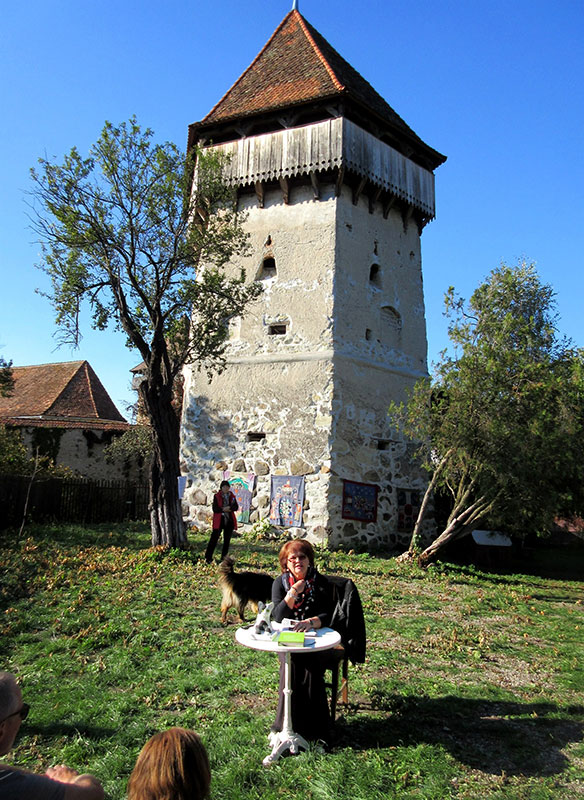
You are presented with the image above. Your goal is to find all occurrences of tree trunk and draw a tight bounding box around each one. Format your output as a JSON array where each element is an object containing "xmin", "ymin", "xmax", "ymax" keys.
[
  {"xmin": 417, "ymin": 496, "xmax": 491, "ymax": 567},
  {"xmin": 399, "ymin": 449, "xmax": 454, "ymax": 561},
  {"xmin": 396, "ymin": 450, "xmax": 454, "ymax": 563},
  {"xmin": 140, "ymin": 377, "xmax": 186, "ymax": 549}
]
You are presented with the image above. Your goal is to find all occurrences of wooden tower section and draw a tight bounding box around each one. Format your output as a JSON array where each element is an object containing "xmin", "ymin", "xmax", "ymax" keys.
[{"xmin": 180, "ymin": 10, "xmax": 445, "ymax": 549}]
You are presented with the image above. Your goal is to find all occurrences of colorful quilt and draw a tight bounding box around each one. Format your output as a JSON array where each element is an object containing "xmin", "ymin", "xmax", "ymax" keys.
[
  {"xmin": 223, "ymin": 471, "xmax": 255, "ymax": 524},
  {"xmin": 342, "ymin": 479, "xmax": 379, "ymax": 522},
  {"xmin": 269, "ymin": 475, "xmax": 305, "ymax": 528}
]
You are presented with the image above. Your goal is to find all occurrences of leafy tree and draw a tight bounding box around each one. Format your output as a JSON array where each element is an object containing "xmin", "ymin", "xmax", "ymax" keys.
[
  {"xmin": 390, "ymin": 262, "xmax": 584, "ymax": 566},
  {"xmin": 103, "ymin": 425, "xmax": 152, "ymax": 468},
  {"xmin": 30, "ymin": 118, "xmax": 262, "ymax": 547},
  {"xmin": 0, "ymin": 357, "xmax": 13, "ymax": 397},
  {"xmin": 0, "ymin": 425, "xmax": 30, "ymax": 474},
  {"xmin": 0, "ymin": 425, "xmax": 74, "ymax": 478}
]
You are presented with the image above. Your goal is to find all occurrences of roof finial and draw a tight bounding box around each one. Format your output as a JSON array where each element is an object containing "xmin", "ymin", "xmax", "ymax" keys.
[{"xmin": 292, "ymin": 0, "xmax": 299, "ymax": 10}]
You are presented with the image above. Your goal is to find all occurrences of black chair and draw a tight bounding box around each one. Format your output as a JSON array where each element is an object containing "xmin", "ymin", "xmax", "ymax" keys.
[{"xmin": 323, "ymin": 575, "xmax": 366, "ymax": 720}]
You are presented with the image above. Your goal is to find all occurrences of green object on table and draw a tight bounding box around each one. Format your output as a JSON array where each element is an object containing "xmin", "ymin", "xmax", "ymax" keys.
[{"xmin": 278, "ymin": 630, "xmax": 305, "ymax": 646}]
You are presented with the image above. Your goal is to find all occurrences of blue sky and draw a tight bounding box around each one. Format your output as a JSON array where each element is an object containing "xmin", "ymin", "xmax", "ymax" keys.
[{"xmin": 1, "ymin": 0, "xmax": 583, "ymax": 418}]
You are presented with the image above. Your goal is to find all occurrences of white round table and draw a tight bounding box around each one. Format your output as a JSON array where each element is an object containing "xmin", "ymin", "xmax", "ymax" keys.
[{"xmin": 235, "ymin": 624, "xmax": 341, "ymax": 764}]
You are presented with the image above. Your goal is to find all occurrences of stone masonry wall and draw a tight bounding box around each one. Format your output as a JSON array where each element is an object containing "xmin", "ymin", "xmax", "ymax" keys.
[
  {"xmin": 181, "ymin": 184, "xmax": 337, "ymax": 543},
  {"xmin": 181, "ymin": 177, "xmax": 434, "ymax": 551}
]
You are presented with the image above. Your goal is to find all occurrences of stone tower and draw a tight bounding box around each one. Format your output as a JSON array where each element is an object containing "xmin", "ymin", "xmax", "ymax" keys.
[{"xmin": 180, "ymin": 9, "xmax": 445, "ymax": 550}]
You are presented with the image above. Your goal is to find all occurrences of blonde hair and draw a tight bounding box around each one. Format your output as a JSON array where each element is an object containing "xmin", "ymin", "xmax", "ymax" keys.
[{"xmin": 127, "ymin": 727, "xmax": 210, "ymax": 800}]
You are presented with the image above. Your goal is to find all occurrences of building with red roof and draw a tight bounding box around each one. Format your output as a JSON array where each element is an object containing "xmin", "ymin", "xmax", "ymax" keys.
[{"xmin": 0, "ymin": 361, "xmax": 142, "ymax": 480}]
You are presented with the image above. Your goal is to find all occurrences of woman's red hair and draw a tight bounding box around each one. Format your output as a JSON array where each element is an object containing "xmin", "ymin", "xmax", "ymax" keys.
[
  {"xmin": 278, "ymin": 539, "xmax": 315, "ymax": 573},
  {"xmin": 127, "ymin": 727, "xmax": 210, "ymax": 800}
]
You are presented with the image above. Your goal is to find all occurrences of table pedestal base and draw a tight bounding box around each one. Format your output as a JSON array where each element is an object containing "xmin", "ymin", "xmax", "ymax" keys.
[
  {"xmin": 263, "ymin": 650, "xmax": 308, "ymax": 765},
  {"xmin": 263, "ymin": 730, "xmax": 309, "ymax": 765}
]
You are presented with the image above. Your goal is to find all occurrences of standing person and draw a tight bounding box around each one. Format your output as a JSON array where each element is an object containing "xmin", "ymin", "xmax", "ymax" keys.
[
  {"xmin": 271, "ymin": 540, "xmax": 333, "ymax": 745},
  {"xmin": 127, "ymin": 728, "xmax": 210, "ymax": 800},
  {"xmin": 205, "ymin": 480, "xmax": 238, "ymax": 563},
  {"xmin": 0, "ymin": 672, "xmax": 104, "ymax": 800}
]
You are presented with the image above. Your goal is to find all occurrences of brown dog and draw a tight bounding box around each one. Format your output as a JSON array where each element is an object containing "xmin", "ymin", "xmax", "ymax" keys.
[{"xmin": 218, "ymin": 557, "xmax": 273, "ymax": 624}]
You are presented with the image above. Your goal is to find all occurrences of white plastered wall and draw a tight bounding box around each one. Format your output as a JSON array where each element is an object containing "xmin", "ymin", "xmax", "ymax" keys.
[{"xmin": 181, "ymin": 179, "xmax": 432, "ymax": 549}]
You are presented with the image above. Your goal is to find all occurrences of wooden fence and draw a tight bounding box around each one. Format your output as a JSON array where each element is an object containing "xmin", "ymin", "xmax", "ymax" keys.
[{"xmin": 0, "ymin": 475, "xmax": 149, "ymax": 528}]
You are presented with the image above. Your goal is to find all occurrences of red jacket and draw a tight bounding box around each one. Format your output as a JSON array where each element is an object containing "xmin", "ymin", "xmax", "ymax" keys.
[{"xmin": 212, "ymin": 491, "xmax": 238, "ymax": 531}]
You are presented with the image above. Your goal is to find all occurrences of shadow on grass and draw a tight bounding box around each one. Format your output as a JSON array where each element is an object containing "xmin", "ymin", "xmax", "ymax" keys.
[
  {"xmin": 4, "ymin": 521, "xmax": 152, "ymax": 551},
  {"xmin": 19, "ymin": 722, "xmax": 116, "ymax": 741},
  {"xmin": 335, "ymin": 694, "xmax": 584, "ymax": 777}
]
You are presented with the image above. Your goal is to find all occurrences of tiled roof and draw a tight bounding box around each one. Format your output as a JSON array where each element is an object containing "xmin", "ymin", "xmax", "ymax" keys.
[
  {"xmin": 0, "ymin": 361, "xmax": 129, "ymax": 429},
  {"xmin": 196, "ymin": 10, "xmax": 444, "ymax": 168}
]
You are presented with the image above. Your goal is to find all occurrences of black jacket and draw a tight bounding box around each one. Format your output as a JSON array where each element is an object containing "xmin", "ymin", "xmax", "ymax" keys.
[
  {"xmin": 326, "ymin": 576, "xmax": 367, "ymax": 664},
  {"xmin": 272, "ymin": 570, "xmax": 332, "ymax": 628}
]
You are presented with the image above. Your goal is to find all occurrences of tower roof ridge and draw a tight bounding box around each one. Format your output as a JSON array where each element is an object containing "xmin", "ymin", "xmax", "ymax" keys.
[
  {"xmin": 200, "ymin": 10, "xmax": 298, "ymax": 125},
  {"xmin": 192, "ymin": 10, "xmax": 445, "ymax": 170},
  {"xmin": 295, "ymin": 11, "xmax": 345, "ymax": 93}
]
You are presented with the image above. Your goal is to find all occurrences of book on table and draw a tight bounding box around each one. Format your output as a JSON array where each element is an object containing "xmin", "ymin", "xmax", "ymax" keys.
[{"xmin": 276, "ymin": 630, "xmax": 305, "ymax": 646}]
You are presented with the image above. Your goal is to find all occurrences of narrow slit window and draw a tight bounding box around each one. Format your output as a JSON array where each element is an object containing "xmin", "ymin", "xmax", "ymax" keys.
[
  {"xmin": 259, "ymin": 257, "xmax": 277, "ymax": 280},
  {"xmin": 247, "ymin": 432, "xmax": 266, "ymax": 442},
  {"xmin": 380, "ymin": 306, "xmax": 402, "ymax": 346},
  {"xmin": 365, "ymin": 328, "xmax": 372, "ymax": 341},
  {"xmin": 369, "ymin": 263, "xmax": 382, "ymax": 288}
]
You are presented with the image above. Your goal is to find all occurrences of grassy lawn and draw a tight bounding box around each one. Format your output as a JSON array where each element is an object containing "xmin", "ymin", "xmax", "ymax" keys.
[{"xmin": 1, "ymin": 522, "xmax": 583, "ymax": 799}]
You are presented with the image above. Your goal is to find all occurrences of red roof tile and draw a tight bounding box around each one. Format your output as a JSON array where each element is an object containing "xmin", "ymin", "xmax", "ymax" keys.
[
  {"xmin": 196, "ymin": 10, "xmax": 445, "ymax": 168},
  {"xmin": 0, "ymin": 361, "xmax": 129, "ymax": 428}
]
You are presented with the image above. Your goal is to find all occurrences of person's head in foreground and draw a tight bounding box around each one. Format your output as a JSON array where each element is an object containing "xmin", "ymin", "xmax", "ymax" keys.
[
  {"xmin": 0, "ymin": 671, "xmax": 27, "ymax": 756},
  {"xmin": 127, "ymin": 727, "xmax": 211, "ymax": 800}
]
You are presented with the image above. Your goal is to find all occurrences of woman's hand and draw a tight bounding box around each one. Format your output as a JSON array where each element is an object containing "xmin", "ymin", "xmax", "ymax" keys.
[
  {"xmin": 46, "ymin": 766, "xmax": 104, "ymax": 799},
  {"xmin": 292, "ymin": 617, "xmax": 320, "ymax": 631},
  {"xmin": 46, "ymin": 765, "xmax": 80, "ymax": 783},
  {"xmin": 284, "ymin": 579, "xmax": 306, "ymax": 607}
]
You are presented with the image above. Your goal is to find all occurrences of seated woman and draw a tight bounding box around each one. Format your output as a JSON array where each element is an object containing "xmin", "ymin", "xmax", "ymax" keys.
[
  {"xmin": 127, "ymin": 728, "xmax": 210, "ymax": 800},
  {"xmin": 271, "ymin": 540, "xmax": 333, "ymax": 745}
]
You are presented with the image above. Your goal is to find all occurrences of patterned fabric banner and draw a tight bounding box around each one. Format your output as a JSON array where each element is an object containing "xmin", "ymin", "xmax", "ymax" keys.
[
  {"xmin": 223, "ymin": 471, "xmax": 255, "ymax": 524},
  {"xmin": 342, "ymin": 479, "xmax": 379, "ymax": 523},
  {"xmin": 269, "ymin": 475, "xmax": 305, "ymax": 528},
  {"xmin": 397, "ymin": 489, "xmax": 420, "ymax": 532}
]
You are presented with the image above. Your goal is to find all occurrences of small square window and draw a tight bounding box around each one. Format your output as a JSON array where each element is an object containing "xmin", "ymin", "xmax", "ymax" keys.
[
  {"xmin": 377, "ymin": 439, "xmax": 390, "ymax": 450},
  {"xmin": 247, "ymin": 432, "xmax": 266, "ymax": 442},
  {"xmin": 268, "ymin": 324, "xmax": 287, "ymax": 335}
]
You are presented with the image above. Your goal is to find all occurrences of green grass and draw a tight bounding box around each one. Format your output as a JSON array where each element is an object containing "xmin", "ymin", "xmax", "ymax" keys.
[{"xmin": 1, "ymin": 523, "xmax": 583, "ymax": 799}]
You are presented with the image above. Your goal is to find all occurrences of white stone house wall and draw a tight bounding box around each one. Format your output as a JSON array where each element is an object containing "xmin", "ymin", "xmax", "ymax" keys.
[{"xmin": 17, "ymin": 426, "xmax": 145, "ymax": 482}]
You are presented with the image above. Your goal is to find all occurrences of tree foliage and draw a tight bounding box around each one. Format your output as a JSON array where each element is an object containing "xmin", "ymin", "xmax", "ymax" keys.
[
  {"xmin": 391, "ymin": 262, "xmax": 584, "ymax": 565},
  {"xmin": 0, "ymin": 357, "xmax": 13, "ymax": 398},
  {"xmin": 103, "ymin": 425, "xmax": 153, "ymax": 465},
  {"xmin": 0, "ymin": 425, "xmax": 30, "ymax": 475},
  {"xmin": 0, "ymin": 425, "xmax": 73, "ymax": 478},
  {"xmin": 30, "ymin": 118, "xmax": 262, "ymax": 547}
]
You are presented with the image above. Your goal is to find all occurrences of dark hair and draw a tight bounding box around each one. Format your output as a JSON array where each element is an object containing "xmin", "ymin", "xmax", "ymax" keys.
[
  {"xmin": 127, "ymin": 728, "xmax": 211, "ymax": 800},
  {"xmin": 278, "ymin": 539, "xmax": 315, "ymax": 573},
  {"xmin": 220, "ymin": 480, "xmax": 230, "ymax": 490}
]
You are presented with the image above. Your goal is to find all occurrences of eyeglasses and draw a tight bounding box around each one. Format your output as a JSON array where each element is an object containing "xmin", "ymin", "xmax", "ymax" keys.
[{"xmin": 1, "ymin": 702, "xmax": 30, "ymax": 724}]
